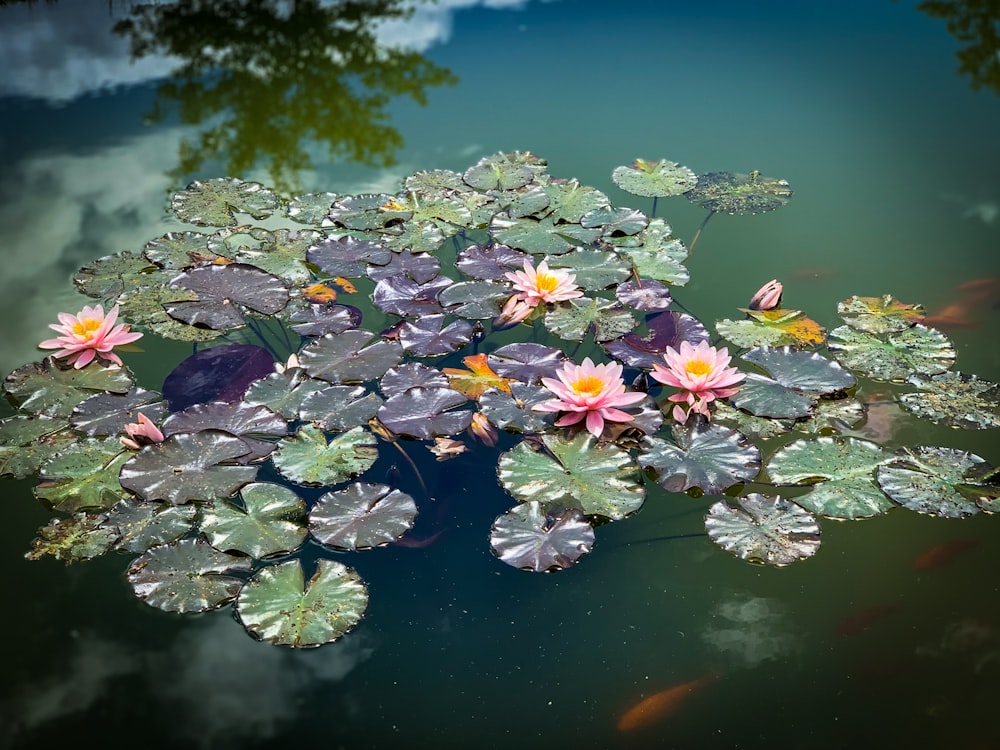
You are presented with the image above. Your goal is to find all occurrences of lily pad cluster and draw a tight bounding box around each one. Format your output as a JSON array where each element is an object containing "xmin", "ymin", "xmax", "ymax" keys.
[{"xmin": 2, "ymin": 153, "xmax": 998, "ymax": 648}]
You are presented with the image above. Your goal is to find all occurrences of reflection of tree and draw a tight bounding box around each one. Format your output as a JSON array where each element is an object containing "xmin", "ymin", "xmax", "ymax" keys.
[
  {"xmin": 904, "ymin": 0, "xmax": 1000, "ymax": 97},
  {"xmin": 114, "ymin": 0, "xmax": 457, "ymax": 193}
]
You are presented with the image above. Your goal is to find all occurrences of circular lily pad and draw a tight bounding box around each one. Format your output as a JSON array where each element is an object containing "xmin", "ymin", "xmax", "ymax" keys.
[
  {"xmin": 310, "ymin": 482, "xmax": 418, "ymax": 550},
  {"xmin": 876, "ymin": 446, "xmax": 989, "ymax": 518},
  {"xmin": 639, "ymin": 422, "xmax": 761, "ymax": 495},
  {"xmin": 200, "ymin": 482, "xmax": 308, "ymax": 559},
  {"xmin": 489, "ymin": 501, "xmax": 595, "ymax": 572},
  {"xmin": 899, "ymin": 371, "xmax": 1000, "ymax": 429},
  {"xmin": 705, "ymin": 494, "xmax": 820, "ymax": 566},
  {"xmin": 612, "ymin": 159, "xmax": 698, "ymax": 198},
  {"xmin": 236, "ymin": 559, "xmax": 368, "ymax": 647}
]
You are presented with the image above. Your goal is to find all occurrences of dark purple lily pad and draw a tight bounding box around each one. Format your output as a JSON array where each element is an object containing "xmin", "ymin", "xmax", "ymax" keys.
[
  {"xmin": 288, "ymin": 304, "xmax": 363, "ymax": 337},
  {"xmin": 456, "ymin": 244, "xmax": 529, "ymax": 280},
  {"xmin": 306, "ymin": 235, "xmax": 392, "ymax": 276},
  {"xmin": 372, "ymin": 275, "xmax": 453, "ymax": 317},
  {"xmin": 489, "ymin": 501, "xmax": 595, "ymax": 572},
  {"xmin": 616, "ymin": 279, "xmax": 674, "ymax": 312},
  {"xmin": 162, "ymin": 343, "xmax": 276, "ymax": 412},
  {"xmin": 487, "ymin": 343, "xmax": 568, "ymax": 385},
  {"xmin": 366, "ymin": 249, "xmax": 441, "ymax": 284},
  {"xmin": 161, "ymin": 401, "xmax": 287, "ymax": 461},
  {"xmin": 379, "ymin": 363, "xmax": 450, "ymax": 397},
  {"xmin": 165, "ymin": 263, "xmax": 290, "ymax": 330},
  {"xmin": 377, "ymin": 386, "xmax": 473, "ymax": 439},
  {"xmin": 299, "ymin": 331, "xmax": 403, "ymax": 384},
  {"xmin": 398, "ymin": 314, "xmax": 473, "ymax": 357},
  {"xmin": 603, "ymin": 311, "xmax": 708, "ymax": 368}
]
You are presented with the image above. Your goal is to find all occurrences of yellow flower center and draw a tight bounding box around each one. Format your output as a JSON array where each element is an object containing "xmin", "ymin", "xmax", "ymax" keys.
[
  {"xmin": 535, "ymin": 272, "xmax": 560, "ymax": 294},
  {"xmin": 71, "ymin": 317, "xmax": 102, "ymax": 341},
  {"xmin": 685, "ymin": 358, "xmax": 712, "ymax": 377},
  {"xmin": 572, "ymin": 375, "xmax": 605, "ymax": 396}
]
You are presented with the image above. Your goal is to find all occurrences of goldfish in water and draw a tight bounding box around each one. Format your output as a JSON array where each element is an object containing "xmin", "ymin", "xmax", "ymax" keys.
[
  {"xmin": 913, "ymin": 537, "xmax": 981, "ymax": 570},
  {"xmin": 616, "ymin": 672, "xmax": 717, "ymax": 732},
  {"xmin": 836, "ymin": 603, "xmax": 903, "ymax": 636}
]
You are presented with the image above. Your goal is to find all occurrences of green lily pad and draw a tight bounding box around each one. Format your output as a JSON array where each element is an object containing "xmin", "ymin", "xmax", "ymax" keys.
[
  {"xmin": 299, "ymin": 385, "xmax": 383, "ymax": 432},
  {"xmin": 439, "ymin": 280, "xmax": 510, "ymax": 319},
  {"xmin": 766, "ymin": 437, "xmax": 894, "ymax": 519},
  {"xmin": 104, "ymin": 500, "xmax": 197, "ymax": 554},
  {"xmin": 271, "ymin": 425, "xmax": 378, "ymax": 487},
  {"xmin": 236, "ymin": 558, "xmax": 369, "ymax": 647},
  {"xmin": 717, "ymin": 309, "xmax": 827, "ymax": 349},
  {"xmin": 287, "ymin": 192, "xmax": 339, "ymax": 225},
  {"xmin": 489, "ymin": 501, "xmax": 595, "ymax": 572},
  {"xmin": 463, "ymin": 152, "xmax": 540, "ymax": 191},
  {"xmin": 548, "ymin": 248, "xmax": 632, "ymax": 290},
  {"xmin": 0, "ymin": 415, "xmax": 76, "ymax": 479},
  {"xmin": 74, "ymin": 250, "xmax": 160, "ymax": 300},
  {"xmin": 309, "ymin": 482, "xmax": 417, "ymax": 550},
  {"xmin": 4, "ymin": 358, "xmax": 134, "ymax": 418},
  {"xmin": 201, "ymin": 482, "xmax": 308, "ymax": 559},
  {"xmin": 543, "ymin": 297, "xmax": 637, "ymax": 342},
  {"xmin": 705, "ymin": 494, "xmax": 820, "ymax": 566},
  {"xmin": 543, "ymin": 180, "xmax": 611, "ymax": 223},
  {"xmin": 70, "ymin": 388, "xmax": 166, "ymax": 438},
  {"xmin": 730, "ymin": 348, "xmax": 855, "ymax": 419},
  {"xmin": 620, "ymin": 219, "xmax": 689, "ymax": 286},
  {"xmin": 684, "ymin": 170, "xmax": 793, "ymax": 215},
  {"xmin": 243, "ymin": 369, "xmax": 330, "ymax": 421},
  {"xmin": 25, "ymin": 512, "xmax": 119, "ymax": 563},
  {"xmin": 899, "ymin": 371, "xmax": 1000, "ymax": 429},
  {"xmin": 299, "ymin": 331, "xmax": 404, "ymax": 384},
  {"xmin": 127, "ymin": 539, "xmax": 251, "ymax": 613},
  {"xmin": 498, "ymin": 433, "xmax": 644, "ymax": 521},
  {"xmin": 490, "ymin": 215, "xmax": 601, "ymax": 255},
  {"xmin": 876, "ymin": 446, "xmax": 990, "ymax": 518},
  {"xmin": 34, "ymin": 438, "xmax": 132, "ymax": 513},
  {"xmin": 729, "ymin": 373, "xmax": 815, "ymax": 419},
  {"xmin": 639, "ymin": 422, "xmax": 762, "ymax": 495},
  {"xmin": 580, "ymin": 206, "xmax": 649, "ymax": 237},
  {"xmin": 171, "ymin": 178, "xmax": 283, "ymax": 227},
  {"xmin": 837, "ymin": 294, "xmax": 926, "ymax": 334},
  {"xmin": 827, "ymin": 324, "xmax": 955, "ymax": 381},
  {"xmin": 612, "ymin": 159, "xmax": 698, "ymax": 198},
  {"xmin": 479, "ymin": 383, "xmax": 557, "ymax": 433}
]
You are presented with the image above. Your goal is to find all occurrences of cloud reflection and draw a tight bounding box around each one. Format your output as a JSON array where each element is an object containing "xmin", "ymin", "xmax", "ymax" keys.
[{"xmin": 701, "ymin": 592, "xmax": 802, "ymax": 669}]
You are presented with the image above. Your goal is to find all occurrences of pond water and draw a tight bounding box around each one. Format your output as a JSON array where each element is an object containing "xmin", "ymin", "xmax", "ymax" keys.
[{"xmin": 1, "ymin": 1, "xmax": 999, "ymax": 748}]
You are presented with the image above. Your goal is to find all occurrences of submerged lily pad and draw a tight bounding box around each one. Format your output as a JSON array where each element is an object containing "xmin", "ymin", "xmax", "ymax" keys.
[
  {"xmin": 639, "ymin": 422, "xmax": 761, "ymax": 495},
  {"xmin": 162, "ymin": 343, "xmax": 276, "ymax": 412},
  {"xmin": 898, "ymin": 371, "xmax": 1000, "ymax": 429},
  {"xmin": 498, "ymin": 433, "xmax": 644, "ymax": 520},
  {"xmin": 236, "ymin": 559, "xmax": 368, "ymax": 647},
  {"xmin": 127, "ymin": 539, "xmax": 251, "ymax": 613},
  {"xmin": 705, "ymin": 494, "xmax": 820, "ymax": 566},
  {"xmin": 309, "ymin": 482, "xmax": 417, "ymax": 550},
  {"xmin": 684, "ymin": 170, "xmax": 793, "ymax": 215},
  {"xmin": 489, "ymin": 501, "xmax": 595, "ymax": 572},
  {"xmin": 876, "ymin": 447, "xmax": 990, "ymax": 518}
]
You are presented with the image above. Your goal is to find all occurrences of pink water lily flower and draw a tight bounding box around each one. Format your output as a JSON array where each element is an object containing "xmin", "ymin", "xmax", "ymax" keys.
[
  {"xmin": 505, "ymin": 258, "xmax": 583, "ymax": 308},
  {"xmin": 650, "ymin": 341, "xmax": 745, "ymax": 422},
  {"xmin": 534, "ymin": 357, "xmax": 646, "ymax": 437},
  {"xmin": 120, "ymin": 413, "xmax": 165, "ymax": 451},
  {"xmin": 39, "ymin": 303, "xmax": 142, "ymax": 368}
]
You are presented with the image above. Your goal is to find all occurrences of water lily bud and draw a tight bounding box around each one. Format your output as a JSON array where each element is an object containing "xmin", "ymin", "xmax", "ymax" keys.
[
  {"xmin": 749, "ymin": 279, "xmax": 783, "ymax": 311},
  {"xmin": 468, "ymin": 412, "xmax": 499, "ymax": 446}
]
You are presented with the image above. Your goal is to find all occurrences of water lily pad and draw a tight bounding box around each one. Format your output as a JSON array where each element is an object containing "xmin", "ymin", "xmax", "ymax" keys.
[
  {"xmin": 498, "ymin": 433, "xmax": 644, "ymax": 520},
  {"xmin": 544, "ymin": 297, "xmax": 637, "ymax": 342},
  {"xmin": 201, "ymin": 482, "xmax": 308, "ymax": 558},
  {"xmin": 490, "ymin": 215, "xmax": 601, "ymax": 255},
  {"xmin": 378, "ymin": 217, "xmax": 450, "ymax": 254},
  {"xmin": 876, "ymin": 447, "xmax": 990, "ymax": 517},
  {"xmin": 287, "ymin": 192, "xmax": 339, "ymax": 225},
  {"xmin": 396, "ymin": 314, "xmax": 473, "ymax": 356},
  {"xmin": 141, "ymin": 231, "xmax": 216, "ymax": 270},
  {"xmin": 639, "ymin": 422, "xmax": 761, "ymax": 495},
  {"xmin": 717, "ymin": 309, "xmax": 826, "ymax": 348},
  {"xmin": 26, "ymin": 512, "xmax": 119, "ymax": 563},
  {"xmin": 898, "ymin": 371, "xmax": 1000, "ymax": 429},
  {"xmin": 162, "ymin": 401, "xmax": 286, "ymax": 461},
  {"xmin": 309, "ymin": 482, "xmax": 417, "ymax": 550},
  {"xmin": 543, "ymin": 180, "xmax": 611, "ymax": 223},
  {"xmin": 34, "ymin": 438, "xmax": 132, "ymax": 513},
  {"xmin": 307, "ymin": 235, "xmax": 392, "ymax": 277},
  {"xmin": 684, "ymin": 171, "xmax": 793, "ymax": 215},
  {"xmin": 612, "ymin": 159, "xmax": 698, "ymax": 198},
  {"xmin": 837, "ymin": 294, "xmax": 925, "ymax": 333},
  {"xmin": 479, "ymin": 383, "xmax": 556, "ymax": 433},
  {"xmin": 271, "ymin": 425, "xmax": 378, "ymax": 487},
  {"xmin": 299, "ymin": 385, "xmax": 383, "ymax": 431},
  {"xmin": 548, "ymin": 248, "xmax": 632, "ymax": 290},
  {"xmin": 742, "ymin": 347, "xmax": 855, "ymax": 394},
  {"xmin": 70, "ymin": 388, "xmax": 167, "ymax": 438},
  {"xmin": 367, "ymin": 248, "xmax": 441, "ymax": 285},
  {"xmin": 4, "ymin": 358, "xmax": 133, "ymax": 418},
  {"xmin": 377, "ymin": 386, "xmax": 473, "ymax": 439},
  {"xmin": 766, "ymin": 437, "xmax": 894, "ymax": 519},
  {"xmin": 243, "ymin": 369, "xmax": 330, "ymax": 420},
  {"xmin": 288, "ymin": 303, "xmax": 363, "ymax": 337},
  {"xmin": 580, "ymin": 206, "xmax": 649, "ymax": 237},
  {"xmin": 104, "ymin": 500, "xmax": 197, "ymax": 554},
  {"xmin": 127, "ymin": 539, "xmax": 251, "ymax": 613},
  {"xmin": 236, "ymin": 558, "xmax": 368, "ymax": 647},
  {"xmin": 162, "ymin": 343, "xmax": 277, "ymax": 412},
  {"xmin": 463, "ymin": 152, "xmax": 538, "ymax": 191},
  {"xmin": 729, "ymin": 373, "xmax": 815, "ymax": 419},
  {"xmin": 604, "ymin": 311, "xmax": 708, "ymax": 369},
  {"xmin": 166, "ymin": 263, "xmax": 290, "ymax": 330},
  {"xmin": 0, "ymin": 415, "xmax": 76, "ymax": 479},
  {"xmin": 827, "ymin": 324, "xmax": 955, "ymax": 381},
  {"xmin": 372, "ymin": 274, "xmax": 452, "ymax": 317},
  {"xmin": 489, "ymin": 501, "xmax": 595, "ymax": 572},
  {"xmin": 324, "ymin": 194, "xmax": 411, "ymax": 230},
  {"xmin": 119, "ymin": 430, "xmax": 259, "ymax": 505},
  {"xmin": 379, "ymin": 362, "xmax": 450, "ymax": 396},
  {"xmin": 74, "ymin": 250, "xmax": 160, "ymax": 299},
  {"xmin": 705, "ymin": 494, "xmax": 820, "ymax": 566},
  {"xmin": 456, "ymin": 243, "xmax": 528, "ymax": 280},
  {"xmin": 487, "ymin": 343, "xmax": 568, "ymax": 384},
  {"xmin": 299, "ymin": 330, "xmax": 403, "ymax": 384},
  {"xmin": 171, "ymin": 178, "xmax": 282, "ymax": 227},
  {"xmin": 442, "ymin": 353, "xmax": 513, "ymax": 400},
  {"xmin": 616, "ymin": 279, "xmax": 673, "ymax": 312},
  {"xmin": 620, "ymin": 219, "xmax": 689, "ymax": 285},
  {"xmin": 439, "ymin": 280, "xmax": 511, "ymax": 319}
]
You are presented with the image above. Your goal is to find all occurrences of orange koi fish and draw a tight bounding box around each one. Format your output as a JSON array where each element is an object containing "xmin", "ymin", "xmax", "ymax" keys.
[
  {"xmin": 836, "ymin": 603, "xmax": 903, "ymax": 636},
  {"xmin": 913, "ymin": 537, "xmax": 980, "ymax": 570},
  {"xmin": 302, "ymin": 282, "xmax": 338, "ymax": 303},
  {"xmin": 923, "ymin": 302, "xmax": 976, "ymax": 329},
  {"xmin": 617, "ymin": 672, "xmax": 717, "ymax": 732}
]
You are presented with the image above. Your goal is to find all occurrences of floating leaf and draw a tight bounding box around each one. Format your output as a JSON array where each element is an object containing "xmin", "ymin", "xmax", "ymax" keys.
[
  {"xmin": 438, "ymin": 280, "xmax": 511, "ymax": 319},
  {"xmin": 0, "ymin": 415, "xmax": 76, "ymax": 479},
  {"xmin": 490, "ymin": 215, "xmax": 601, "ymax": 255},
  {"xmin": 899, "ymin": 371, "xmax": 1000, "ymax": 429},
  {"xmin": 162, "ymin": 401, "xmax": 286, "ymax": 461},
  {"xmin": 729, "ymin": 373, "xmax": 815, "ymax": 419},
  {"xmin": 479, "ymin": 383, "xmax": 556, "ymax": 433},
  {"xmin": 463, "ymin": 152, "xmax": 538, "ymax": 191},
  {"xmin": 325, "ymin": 194, "xmax": 410, "ymax": 230},
  {"xmin": 307, "ymin": 235, "xmax": 392, "ymax": 277},
  {"xmin": 4, "ymin": 358, "xmax": 133, "ymax": 417},
  {"xmin": 489, "ymin": 501, "xmax": 594, "ymax": 572},
  {"xmin": 544, "ymin": 297, "xmax": 636, "ymax": 342},
  {"xmin": 119, "ymin": 430, "xmax": 259, "ymax": 505},
  {"xmin": 548, "ymin": 248, "xmax": 632, "ymax": 290},
  {"xmin": 827, "ymin": 324, "xmax": 955, "ymax": 381},
  {"xmin": 620, "ymin": 219, "xmax": 689, "ymax": 285},
  {"xmin": 310, "ymin": 482, "xmax": 417, "ymax": 550},
  {"xmin": 717, "ymin": 309, "xmax": 826, "ymax": 348},
  {"xmin": 287, "ymin": 192, "xmax": 338, "ymax": 225},
  {"xmin": 243, "ymin": 369, "xmax": 330, "ymax": 421},
  {"xmin": 705, "ymin": 494, "xmax": 820, "ymax": 566},
  {"xmin": 166, "ymin": 263, "xmax": 290, "ymax": 330},
  {"xmin": 104, "ymin": 500, "xmax": 197, "ymax": 554},
  {"xmin": 70, "ymin": 388, "xmax": 167, "ymax": 438},
  {"xmin": 612, "ymin": 159, "xmax": 698, "ymax": 198},
  {"xmin": 543, "ymin": 180, "xmax": 610, "ymax": 223},
  {"xmin": 377, "ymin": 387, "xmax": 473, "ymax": 439},
  {"xmin": 603, "ymin": 311, "xmax": 708, "ymax": 369},
  {"xmin": 730, "ymin": 348, "xmax": 855, "ymax": 419},
  {"xmin": 162, "ymin": 343, "xmax": 276, "ymax": 412},
  {"xmin": 128, "ymin": 539, "xmax": 251, "ymax": 613},
  {"xmin": 876, "ymin": 447, "xmax": 990, "ymax": 518},
  {"xmin": 171, "ymin": 178, "xmax": 283, "ymax": 227},
  {"xmin": 398, "ymin": 314, "xmax": 473, "ymax": 356},
  {"xmin": 379, "ymin": 363, "xmax": 450, "ymax": 396},
  {"xmin": 372, "ymin": 275, "xmax": 452, "ymax": 317},
  {"xmin": 766, "ymin": 437, "xmax": 894, "ymax": 519},
  {"xmin": 684, "ymin": 171, "xmax": 793, "ymax": 215},
  {"xmin": 201, "ymin": 482, "xmax": 308, "ymax": 558},
  {"xmin": 443, "ymin": 353, "xmax": 513, "ymax": 400},
  {"xmin": 366, "ymin": 248, "xmax": 441, "ymax": 284},
  {"xmin": 580, "ymin": 206, "xmax": 649, "ymax": 237},
  {"xmin": 300, "ymin": 330, "xmax": 403, "ymax": 384},
  {"xmin": 34, "ymin": 438, "xmax": 132, "ymax": 513},
  {"xmin": 837, "ymin": 294, "xmax": 925, "ymax": 333},
  {"xmin": 74, "ymin": 250, "xmax": 160, "ymax": 300},
  {"xmin": 299, "ymin": 385, "xmax": 383, "ymax": 432},
  {"xmin": 616, "ymin": 279, "xmax": 673, "ymax": 312},
  {"xmin": 26, "ymin": 512, "xmax": 119, "ymax": 563},
  {"xmin": 487, "ymin": 343, "xmax": 568, "ymax": 384},
  {"xmin": 271, "ymin": 425, "xmax": 378, "ymax": 487},
  {"xmin": 456, "ymin": 243, "xmax": 528, "ymax": 280},
  {"xmin": 498, "ymin": 433, "xmax": 644, "ymax": 520},
  {"xmin": 236, "ymin": 559, "xmax": 368, "ymax": 647},
  {"xmin": 639, "ymin": 422, "xmax": 761, "ymax": 495}
]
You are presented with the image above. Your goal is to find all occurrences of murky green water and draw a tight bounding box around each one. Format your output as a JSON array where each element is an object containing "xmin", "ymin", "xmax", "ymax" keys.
[{"xmin": 1, "ymin": 1, "xmax": 999, "ymax": 748}]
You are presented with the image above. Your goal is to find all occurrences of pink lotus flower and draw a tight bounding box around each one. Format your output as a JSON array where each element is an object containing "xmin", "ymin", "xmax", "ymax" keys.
[
  {"xmin": 120, "ymin": 413, "xmax": 165, "ymax": 451},
  {"xmin": 505, "ymin": 258, "xmax": 583, "ymax": 308},
  {"xmin": 39, "ymin": 303, "xmax": 142, "ymax": 368},
  {"xmin": 749, "ymin": 279, "xmax": 783, "ymax": 311},
  {"xmin": 534, "ymin": 357, "xmax": 646, "ymax": 437},
  {"xmin": 650, "ymin": 341, "xmax": 745, "ymax": 422}
]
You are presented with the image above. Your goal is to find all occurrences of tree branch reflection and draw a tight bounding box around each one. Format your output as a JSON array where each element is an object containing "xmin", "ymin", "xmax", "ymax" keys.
[{"xmin": 114, "ymin": 0, "xmax": 457, "ymax": 193}]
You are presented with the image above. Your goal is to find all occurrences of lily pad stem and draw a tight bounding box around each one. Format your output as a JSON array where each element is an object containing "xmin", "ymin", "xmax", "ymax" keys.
[{"xmin": 687, "ymin": 210, "xmax": 715, "ymax": 255}]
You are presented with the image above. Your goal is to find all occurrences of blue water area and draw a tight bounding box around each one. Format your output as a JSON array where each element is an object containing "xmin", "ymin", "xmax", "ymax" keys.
[{"xmin": 1, "ymin": 1, "xmax": 999, "ymax": 748}]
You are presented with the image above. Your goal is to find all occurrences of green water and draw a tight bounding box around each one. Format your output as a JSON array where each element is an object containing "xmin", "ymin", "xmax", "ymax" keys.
[{"xmin": 1, "ymin": 1, "xmax": 999, "ymax": 748}]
